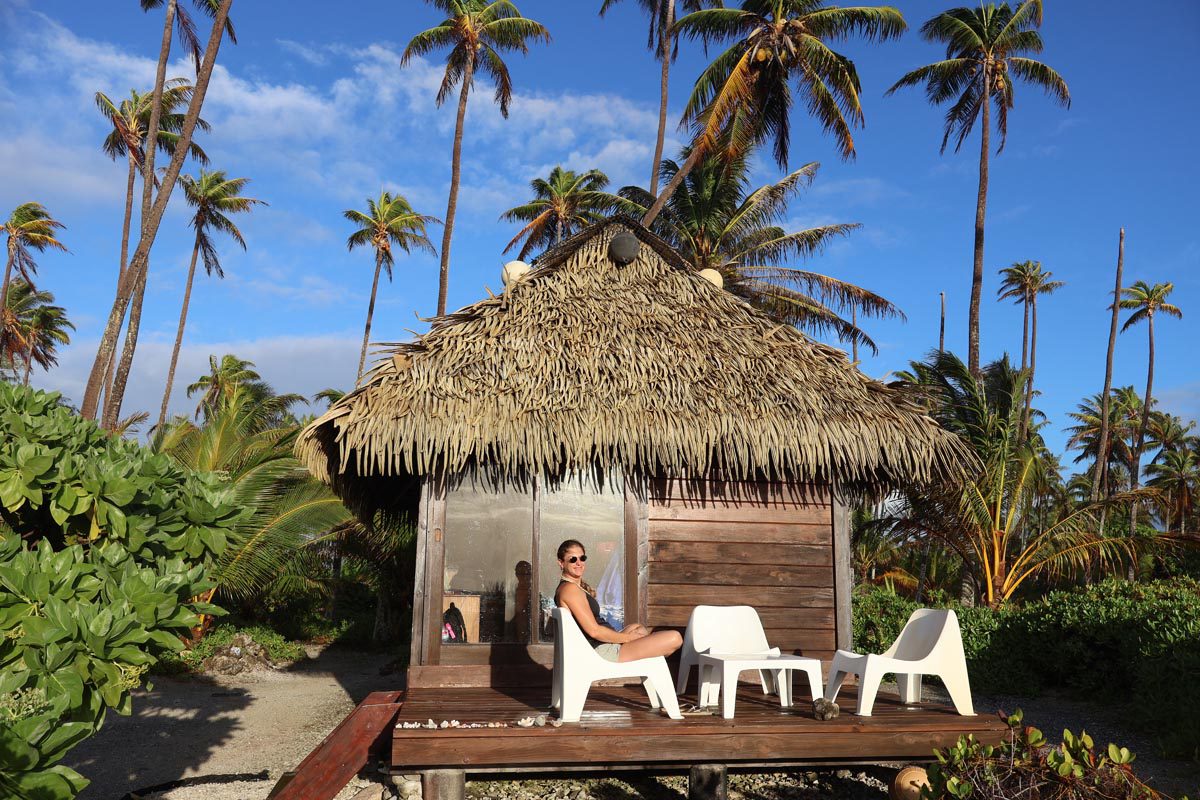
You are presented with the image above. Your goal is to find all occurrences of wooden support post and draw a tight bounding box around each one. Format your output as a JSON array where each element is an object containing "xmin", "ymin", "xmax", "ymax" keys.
[
  {"xmin": 422, "ymin": 769, "xmax": 465, "ymax": 800},
  {"xmin": 688, "ymin": 764, "xmax": 728, "ymax": 800}
]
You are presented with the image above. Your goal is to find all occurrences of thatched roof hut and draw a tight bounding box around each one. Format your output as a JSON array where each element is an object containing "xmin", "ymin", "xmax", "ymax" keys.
[{"xmin": 298, "ymin": 217, "xmax": 969, "ymax": 512}]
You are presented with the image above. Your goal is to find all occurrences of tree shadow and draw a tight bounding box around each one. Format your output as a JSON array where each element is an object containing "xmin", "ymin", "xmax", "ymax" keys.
[
  {"xmin": 66, "ymin": 644, "xmax": 400, "ymax": 800},
  {"xmin": 67, "ymin": 672, "xmax": 250, "ymax": 799}
]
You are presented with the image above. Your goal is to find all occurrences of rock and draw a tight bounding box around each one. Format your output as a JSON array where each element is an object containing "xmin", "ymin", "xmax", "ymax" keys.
[
  {"xmin": 199, "ymin": 634, "xmax": 276, "ymax": 675},
  {"xmin": 835, "ymin": 769, "xmax": 852, "ymax": 779},
  {"xmin": 812, "ymin": 697, "xmax": 841, "ymax": 721}
]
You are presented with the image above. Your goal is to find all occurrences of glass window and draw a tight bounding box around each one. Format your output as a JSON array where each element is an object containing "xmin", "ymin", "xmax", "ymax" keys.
[
  {"xmin": 538, "ymin": 476, "xmax": 625, "ymax": 641},
  {"xmin": 441, "ymin": 474, "xmax": 626, "ymax": 647},
  {"xmin": 443, "ymin": 486, "xmax": 533, "ymax": 644}
]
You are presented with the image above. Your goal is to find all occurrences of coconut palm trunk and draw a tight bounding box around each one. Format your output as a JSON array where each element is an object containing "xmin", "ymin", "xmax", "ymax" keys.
[
  {"xmin": 357, "ymin": 251, "xmax": 385, "ymax": 380},
  {"xmin": 642, "ymin": 145, "xmax": 704, "ymax": 227},
  {"xmin": 0, "ymin": 240, "xmax": 15, "ymax": 319},
  {"xmin": 1019, "ymin": 291, "xmax": 1030, "ymax": 371},
  {"xmin": 158, "ymin": 238, "xmax": 203, "ymax": 428},
  {"xmin": 436, "ymin": 60, "xmax": 475, "ymax": 318},
  {"xmin": 1128, "ymin": 312, "xmax": 1156, "ymax": 541},
  {"xmin": 140, "ymin": 0, "xmax": 175, "ymax": 235},
  {"xmin": 1092, "ymin": 228, "xmax": 1124, "ymax": 502},
  {"xmin": 100, "ymin": 0, "xmax": 176, "ymax": 426},
  {"xmin": 81, "ymin": 0, "xmax": 233, "ymax": 420},
  {"xmin": 103, "ymin": 265, "xmax": 149, "ymax": 429},
  {"xmin": 1022, "ymin": 291, "xmax": 1038, "ymax": 439},
  {"xmin": 102, "ymin": 156, "xmax": 141, "ymax": 407},
  {"xmin": 649, "ymin": 1, "xmax": 674, "ymax": 196},
  {"xmin": 968, "ymin": 72, "xmax": 991, "ymax": 375}
]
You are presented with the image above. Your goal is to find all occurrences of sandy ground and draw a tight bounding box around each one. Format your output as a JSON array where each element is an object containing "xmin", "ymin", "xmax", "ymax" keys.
[
  {"xmin": 67, "ymin": 646, "xmax": 400, "ymax": 800},
  {"xmin": 66, "ymin": 650, "xmax": 1198, "ymax": 800}
]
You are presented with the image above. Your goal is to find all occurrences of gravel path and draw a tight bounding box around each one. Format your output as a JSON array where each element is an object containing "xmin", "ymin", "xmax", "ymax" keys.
[
  {"xmin": 65, "ymin": 654, "xmax": 1197, "ymax": 800},
  {"xmin": 67, "ymin": 645, "xmax": 399, "ymax": 800}
]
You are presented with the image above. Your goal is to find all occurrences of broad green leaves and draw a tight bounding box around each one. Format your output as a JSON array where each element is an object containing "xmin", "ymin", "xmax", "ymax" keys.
[{"xmin": 0, "ymin": 384, "xmax": 239, "ymax": 799}]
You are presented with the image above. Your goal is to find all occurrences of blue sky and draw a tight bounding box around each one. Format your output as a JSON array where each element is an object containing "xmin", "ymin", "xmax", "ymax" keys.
[{"xmin": 1, "ymin": 0, "xmax": 1197, "ymax": 465}]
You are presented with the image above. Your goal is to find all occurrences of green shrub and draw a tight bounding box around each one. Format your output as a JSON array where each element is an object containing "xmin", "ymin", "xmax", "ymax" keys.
[
  {"xmin": 0, "ymin": 384, "xmax": 241, "ymax": 799},
  {"xmin": 852, "ymin": 586, "xmax": 919, "ymax": 654},
  {"xmin": 155, "ymin": 623, "xmax": 306, "ymax": 673},
  {"xmin": 925, "ymin": 710, "xmax": 1188, "ymax": 799},
  {"xmin": 852, "ymin": 580, "xmax": 1200, "ymax": 759}
]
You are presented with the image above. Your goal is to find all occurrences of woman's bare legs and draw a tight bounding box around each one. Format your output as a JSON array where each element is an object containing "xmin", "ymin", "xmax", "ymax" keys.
[{"xmin": 618, "ymin": 629, "xmax": 682, "ymax": 662}]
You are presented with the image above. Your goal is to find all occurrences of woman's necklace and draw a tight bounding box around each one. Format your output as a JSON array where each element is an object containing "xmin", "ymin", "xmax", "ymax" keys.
[{"xmin": 560, "ymin": 574, "xmax": 582, "ymax": 587}]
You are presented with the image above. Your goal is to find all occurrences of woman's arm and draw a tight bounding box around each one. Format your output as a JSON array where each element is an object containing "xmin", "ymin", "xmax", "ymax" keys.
[{"xmin": 558, "ymin": 584, "xmax": 642, "ymax": 645}]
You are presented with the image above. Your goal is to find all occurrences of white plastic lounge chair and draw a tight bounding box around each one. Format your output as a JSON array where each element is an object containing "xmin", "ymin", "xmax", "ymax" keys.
[
  {"xmin": 678, "ymin": 605, "xmax": 824, "ymax": 720},
  {"xmin": 550, "ymin": 607, "xmax": 683, "ymax": 723},
  {"xmin": 824, "ymin": 608, "xmax": 975, "ymax": 717}
]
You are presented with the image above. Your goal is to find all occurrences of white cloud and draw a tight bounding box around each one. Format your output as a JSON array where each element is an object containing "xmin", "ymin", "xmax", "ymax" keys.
[
  {"xmin": 1156, "ymin": 382, "xmax": 1200, "ymax": 423},
  {"xmin": 0, "ymin": 134, "xmax": 125, "ymax": 209},
  {"xmin": 277, "ymin": 39, "xmax": 329, "ymax": 66},
  {"xmin": 810, "ymin": 176, "xmax": 910, "ymax": 206},
  {"xmin": 38, "ymin": 333, "xmax": 364, "ymax": 421}
]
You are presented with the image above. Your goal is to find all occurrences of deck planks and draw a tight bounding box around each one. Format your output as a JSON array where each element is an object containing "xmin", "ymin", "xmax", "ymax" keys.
[{"xmin": 389, "ymin": 684, "xmax": 1006, "ymax": 771}]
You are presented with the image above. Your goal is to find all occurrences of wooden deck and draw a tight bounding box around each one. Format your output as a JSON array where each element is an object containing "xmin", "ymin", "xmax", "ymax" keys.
[{"xmin": 390, "ymin": 683, "xmax": 1008, "ymax": 772}]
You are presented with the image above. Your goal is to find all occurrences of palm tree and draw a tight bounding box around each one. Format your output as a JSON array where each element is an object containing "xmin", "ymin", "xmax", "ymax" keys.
[
  {"xmin": 185, "ymin": 354, "xmax": 304, "ymax": 426},
  {"xmin": 0, "ymin": 203, "xmax": 67, "ymax": 365},
  {"xmin": 1120, "ymin": 281, "xmax": 1183, "ymax": 535},
  {"xmin": 403, "ymin": 0, "xmax": 550, "ymax": 317},
  {"xmin": 98, "ymin": 0, "xmax": 234, "ymax": 430},
  {"xmin": 1148, "ymin": 414, "xmax": 1195, "ymax": 462},
  {"xmin": 1146, "ymin": 449, "xmax": 1199, "ymax": 535},
  {"xmin": 81, "ymin": 0, "xmax": 235, "ymax": 421},
  {"xmin": 156, "ymin": 170, "xmax": 265, "ymax": 430},
  {"xmin": 597, "ymin": 0, "xmax": 713, "ymax": 195},
  {"xmin": 344, "ymin": 192, "xmax": 439, "ymax": 380},
  {"xmin": 621, "ymin": 149, "xmax": 902, "ymax": 352},
  {"xmin": 996, "ymin": 260, "xmax": 1063, "ymax": 438},
  {"xmin": 312, "ymin": 387, "xmax": 346, "ymax": 409},
  {"xmin": 641, "ymin": 0, "xmax": 907, "ymax": 225},
  {"xmin": 1092, "ymin": 228, "xmax": 1125, "ymax": 501},
  {"xmin": 888, "ymin": 1, "xmax": 1069, "ymax": 374},
  {"xmin": 155, "ymin": 388, "xmax": 351, "ymax": 614},
  {"xmin": 95, "ymin": 80, "xmax": 211, "ymax": 415},
  {"xmin": 95, "ymin": 80, "xmax": 210, "ymax": 289},
  {"xmin": 1067, "ymin": 388, "xmax": 1142, "ymax": 501},
  {"xmin": 501, "ymin": 167, "xmax": 624, "ymax": 259},
  {"xmin": 891, "ymin": 351, "xmax": 1140, "ymax": 606},
  {"xmin": 1, "ymin": 278, "xmax": 72, "ymax": 383},
  {"xmin": 1, "ymin": 280, "xmax": 74, "ymax": 384}
]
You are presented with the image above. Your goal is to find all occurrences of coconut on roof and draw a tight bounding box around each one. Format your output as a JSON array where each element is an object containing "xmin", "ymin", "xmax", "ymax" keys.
[{"xmin": 298, "ymin": 217, "xmax": 973, "ymax": 510}]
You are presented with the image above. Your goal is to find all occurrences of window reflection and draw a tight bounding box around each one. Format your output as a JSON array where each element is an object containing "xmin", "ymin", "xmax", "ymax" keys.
[
  {"xmin": 539, "ymin": 476, "xmax": 625, "ymax": 641},
  {"xmin": 443, "ymin": 486, "xmax": 533, "ymax": 644}
]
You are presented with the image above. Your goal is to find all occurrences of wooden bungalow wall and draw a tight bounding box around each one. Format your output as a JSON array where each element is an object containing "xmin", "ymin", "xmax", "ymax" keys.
[{"xmin": 645, "ymin": 479, "xmax": 851, "ymax": 663}]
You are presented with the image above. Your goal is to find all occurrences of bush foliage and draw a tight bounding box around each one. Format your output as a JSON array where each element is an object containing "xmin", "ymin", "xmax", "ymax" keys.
[
  {"xmin": 853, "ymin": 579, "xmax": 1200, "ymax": 760},
  {"xmin": 926, "ymin": 710, "xmax": 1188, "ymax": 799},
  {"xmin": 155, "ymin": 622, "xmax": 306, "ymax": 673},
  {"xmin": 0, "ymin": 384, "xmax": 241, "ymax": 799}
]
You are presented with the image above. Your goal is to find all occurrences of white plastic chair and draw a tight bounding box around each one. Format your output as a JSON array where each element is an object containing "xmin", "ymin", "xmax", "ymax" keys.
[
  {"xmin": 677, "ymin": 605, "xmax": 824, "ymax": 719},
  {"xmin": 550, "ymin": 607, "xmax": 683, "ymax": 723},
  {"xmin": 824, "ymin": 608, "xmax": 975, "ymax": 717}
]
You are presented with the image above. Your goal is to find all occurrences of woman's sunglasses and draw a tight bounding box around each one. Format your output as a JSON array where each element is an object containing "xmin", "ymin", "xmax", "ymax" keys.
[{"xmin": 565, "ymin": 555, "xmax": 587, "ymax": 564}]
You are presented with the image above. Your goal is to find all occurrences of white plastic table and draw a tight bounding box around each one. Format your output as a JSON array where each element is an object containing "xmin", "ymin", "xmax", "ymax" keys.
[{"xmin": 698, "ymin": 652, "xmax": 825, "ymax": 719}]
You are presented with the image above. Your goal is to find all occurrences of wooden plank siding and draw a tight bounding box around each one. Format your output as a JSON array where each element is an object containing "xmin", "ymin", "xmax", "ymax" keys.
[{"xmin": 646, "ymin": 479, "xmax": 837, "ymax": 663}]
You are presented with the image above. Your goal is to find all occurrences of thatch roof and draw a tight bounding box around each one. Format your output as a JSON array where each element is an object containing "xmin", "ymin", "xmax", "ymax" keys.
[{"xmin": 298, "ymin": 217, "xmax": 973, "ymax": 510}]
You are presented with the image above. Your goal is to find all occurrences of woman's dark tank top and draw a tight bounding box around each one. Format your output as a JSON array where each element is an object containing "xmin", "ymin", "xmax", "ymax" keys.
[{"xmin": 556, "ymin": 580, "xmax": 613, "ymax": 647}]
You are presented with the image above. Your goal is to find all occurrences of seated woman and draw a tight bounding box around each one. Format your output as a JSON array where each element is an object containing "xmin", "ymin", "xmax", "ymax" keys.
[{"xmin": 554, "ymin": 539, "xmax": 682, "ymax": 662}]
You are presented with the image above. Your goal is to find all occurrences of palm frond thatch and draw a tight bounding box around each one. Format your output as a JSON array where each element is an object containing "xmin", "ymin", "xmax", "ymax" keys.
[{"xmin": 298, "ymin": 218, "xmax": 974, "ymax": 512}]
